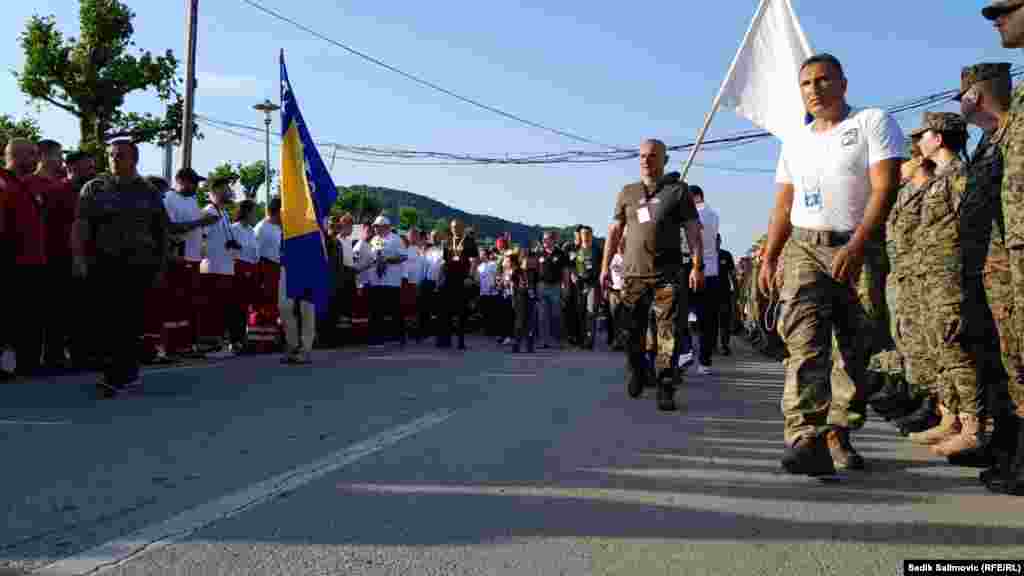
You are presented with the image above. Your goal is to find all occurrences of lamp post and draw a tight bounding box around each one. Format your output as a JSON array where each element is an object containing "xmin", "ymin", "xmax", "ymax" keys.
[{"xmin": 253, "ymin": 99, "xmax": 280, "ymax": 205}]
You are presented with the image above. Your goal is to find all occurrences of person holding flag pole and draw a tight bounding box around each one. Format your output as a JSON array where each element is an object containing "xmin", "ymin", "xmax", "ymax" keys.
[
  {"xmin": 276, "ymin": 50, "xmax": 340, "ymax": 365},
  {"xmin": 678, "ymin": 0, "xmax": 903, "ymax": 476}
]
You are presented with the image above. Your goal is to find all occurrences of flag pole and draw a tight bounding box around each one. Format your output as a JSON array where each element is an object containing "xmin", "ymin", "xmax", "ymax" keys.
[{"xmin": 680, "ymin": 0, "xmax": 773, "ymax": 181}]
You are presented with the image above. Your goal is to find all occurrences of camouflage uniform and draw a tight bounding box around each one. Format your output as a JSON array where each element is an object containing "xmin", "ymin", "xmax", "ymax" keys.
[
  {"xmin": 910, "ymin": 112, "xmax": 981, "ymax": 418},
  {"xmin": 78, "ymin": 174, "xmax": 168, "ymax": 391},
  {"xmin": 887, "ymin": 176, "xmax": 933, "ymax": 397},
  {"xmin": 1000, "ymin": 80, "xmax": 1024, "ymax": 416},
  {"xmin": 962, "ymin": 67, "xmax": 1018, "ymax": 420}
]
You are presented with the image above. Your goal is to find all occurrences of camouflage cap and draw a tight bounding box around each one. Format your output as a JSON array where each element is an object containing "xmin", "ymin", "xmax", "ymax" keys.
[
  {"xmin": 983, "ymin": 0, "xmax": 1024, "ymax": 20},
  {"xmin": 908, "ymin": 112, "xmax": 967, "ymax": 138},
  {"xmin": 954, "ymin": 62, "xmax": 1012, "ymax": 101}
]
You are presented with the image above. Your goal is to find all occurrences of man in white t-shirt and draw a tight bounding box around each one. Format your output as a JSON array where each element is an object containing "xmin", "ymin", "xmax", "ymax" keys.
[
  {"xmin": 249, "ymin": 198, "xmax": 284, "ymax": 353},
  {"xmin": 477, "ymin": 249, "xmax": 500, "ymax": 338},
  {"xmin": 200, "ymin": 174, "xmax": 241, "ymax": 357},
  {"xmin": 368, "ymin": 215, "xmax": 407, "ymax": 346},
  {"xmin": 161, "ymin": 168, "xmax": 219, "ymax": 358},
  {"xmin": 687, "ymin": 186, "xmax": 721, "ymax": 375},
  {"xmin": 759, "ymin": 53, "xmax": 904, "ymax": 476}
]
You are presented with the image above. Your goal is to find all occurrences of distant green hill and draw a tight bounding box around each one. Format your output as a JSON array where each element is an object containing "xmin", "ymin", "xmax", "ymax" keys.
[{"xmin": 337, "ymin": 184, "xmax": 590, "ymax": 248}]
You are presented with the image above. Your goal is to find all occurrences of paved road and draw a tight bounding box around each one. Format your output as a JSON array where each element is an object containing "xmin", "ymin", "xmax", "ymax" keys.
[{"xmin": 1, "ymin": 337, "xmax": 1022, "ymax": 576}]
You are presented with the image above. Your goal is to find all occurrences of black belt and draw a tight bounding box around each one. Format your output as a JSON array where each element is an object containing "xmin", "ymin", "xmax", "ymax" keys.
[{"xmin": 790, "ymin": 227, "xmax": 853, "ymax": 248}]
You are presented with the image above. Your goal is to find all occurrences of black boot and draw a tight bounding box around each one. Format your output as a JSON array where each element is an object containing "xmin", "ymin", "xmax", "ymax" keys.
[
  {"xmin": 984, "ymin": 415, "xmax": 1024, "ymax": 494},
  {"xmin": 511, "ymin": 340, "xmax": 521, "ymax": 353},
  {"xmin": 626, "ymin": 355, "xmax": 646, "ymax": 399},
  {"xmin": 894, "ymin": 396, "xmax": 938, "ymax": 436},
  {"xmin": 526, "ymin": 336, "xmax": 534, "ymax": 354},
  {"xmin": 656, "ymin": 382, "xmax": 676, "ymax": 411},
  {"xmin": 782, "ymin": 434, "xmax": 836, "ymax": 477}
]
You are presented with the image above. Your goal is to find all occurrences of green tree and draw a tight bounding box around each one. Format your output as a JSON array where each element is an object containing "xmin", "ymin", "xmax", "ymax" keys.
[
  {"xmin": 0, "ymin": 114, "xmax": 42, "ymax": 151},
  {"xmin": 398, "ymin": 206, "xmax": 420, "ymax": 231},
  {"xmin": 237, "ymin": 160, "xmax": 274, "ymax": 200},
  {"xmin": 16, "ymin": 0, "xmax": 187, "ymax": 165},
  {"xmin": 334, "ymin": 186, "xmax": 383, "ymax": 224}
]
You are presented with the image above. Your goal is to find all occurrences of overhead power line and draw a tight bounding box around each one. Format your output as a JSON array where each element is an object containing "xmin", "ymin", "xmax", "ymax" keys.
[{"xmin": 240, "ymin": 0, "xmax": 620, "ymax": 150}]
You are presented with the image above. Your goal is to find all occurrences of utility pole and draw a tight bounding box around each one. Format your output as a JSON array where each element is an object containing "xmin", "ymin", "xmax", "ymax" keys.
[
  {"xmin": 253, "ymin": 99, "xmax": 280, "ymax": 205},
  {"xmin": 179, "ymin": 0, "xmax": 199, "ymax": 170}
]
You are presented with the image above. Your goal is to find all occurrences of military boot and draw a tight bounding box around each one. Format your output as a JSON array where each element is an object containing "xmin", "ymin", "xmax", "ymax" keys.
[
  {"xmin": 980, "ymin": 415, "xmax": 1019, "ymax": 486},
  {"xmin": 894, "ymin": 396, "xmax": 938, "ymax": 436},
  {"xmin": 825, "ymin": 427, "xmax": 865, "ymax": 470},
  {"xmin": 908, "ymin": 403, "xmax": 960, "ymax": 445},
  {"xmin": 626, "ymin": 355, "xmax": 646, "ymax": 399},
  {"xmin": 781, "ymin": 435, "xmax": 836, "ymax": 477},
  {"xmin": 932, "ymin": 413, "xmax": 989, "ymax": 457},
  {"xmin": 984, "ymin": 415, "xmax": 1024, "ymax": 495}
]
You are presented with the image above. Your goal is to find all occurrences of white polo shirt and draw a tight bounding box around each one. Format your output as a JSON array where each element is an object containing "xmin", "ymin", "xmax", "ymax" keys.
[
  {"xmin": 201, "ymin": 205, "xmax": 237, "ymax": 275},
  {"xmin": 776, "ymin": 107, "xmax": 904, "ymax": 232},
  {"xmin": 338, "ymin": 234, "xmax": 355, "ymax": 267},
  {"xmin": 696, "ymin": 202, "xmax": 720, "ymax": 277},
  {"xmin": 477, "ymin": 260, "xmax": 498, "ymax": 296},
  {"xmin": 254, "ymin": 219, "xmax": 282, "ymax": 264},
  {"xmin": 371, "ymin": 232, "xmax": 404, "ymax": 288},
  {"xmin": 354, "ymin": 239, "xmax": 376, "ymax": 288},
  {"xmin": 231, "ymin": 222, "xmax": 259, "ymax": 264},
  {"xmin": 163, "ymin": 190, "xmax": 203, "ymax": 262}
]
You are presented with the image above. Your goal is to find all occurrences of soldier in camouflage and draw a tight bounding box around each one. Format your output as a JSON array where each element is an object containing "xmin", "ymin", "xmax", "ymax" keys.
[
  {"xmin": 905, "ymin": 112, "xmax": 989, "ymax": 457},
  {"xmin": 959, "ymin": 62, "xmax": 1017, "ymax": 468},
  {"xmin": 73, "ymin": 140, "xmax": 169, "ymax": 398},
  {"xmin": 983, "ymin": 0, "xmax": 1024, "ymax": 495}
]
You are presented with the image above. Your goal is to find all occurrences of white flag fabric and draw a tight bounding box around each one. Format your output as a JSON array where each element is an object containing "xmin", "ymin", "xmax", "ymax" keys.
[{"xmin": 717, "ymin": 0, "xmax": 813, "ymax": 142}]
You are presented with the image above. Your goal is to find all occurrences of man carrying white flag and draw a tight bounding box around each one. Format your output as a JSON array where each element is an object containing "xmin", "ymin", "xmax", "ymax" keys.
[
  {"xmin": 758, "ymin": 53, "xmax": 905, "ymax": 477},
  {"xmin": 717, "ymin": 0, "xmax": 814, "ymax": 141}
]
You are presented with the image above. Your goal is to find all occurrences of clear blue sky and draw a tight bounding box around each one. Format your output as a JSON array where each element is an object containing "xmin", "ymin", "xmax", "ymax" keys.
[{"xmin": 0, "ymin": 1, "xmax": 1017, "ymax": 255}]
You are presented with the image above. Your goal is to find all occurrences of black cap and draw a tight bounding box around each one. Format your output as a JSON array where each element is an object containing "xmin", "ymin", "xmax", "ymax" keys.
[{"xmin": 175, "ymin": 167, "xmax": 206, "ymax": 183}]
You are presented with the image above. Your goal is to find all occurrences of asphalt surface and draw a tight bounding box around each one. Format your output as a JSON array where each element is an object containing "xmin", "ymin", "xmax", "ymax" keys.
[{"xmin": 1, "ymin": 337, "xmax": 1023, "ymax": 576}]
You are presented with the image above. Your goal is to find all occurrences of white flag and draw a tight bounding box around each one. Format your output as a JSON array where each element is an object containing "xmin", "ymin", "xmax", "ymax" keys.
[{"xmin": 717, "ymin": 0, "xmax": 813, "ymax": 142}]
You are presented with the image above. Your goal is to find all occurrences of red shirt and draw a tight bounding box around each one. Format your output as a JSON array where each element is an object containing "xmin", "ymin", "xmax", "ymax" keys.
[
  {"xmin": 0, "ymin": 169, "xmax": 47, "ymax": 266},
  {"xmin": 27, "ymin": 174, "xmax": 77, "ymax": 261}
]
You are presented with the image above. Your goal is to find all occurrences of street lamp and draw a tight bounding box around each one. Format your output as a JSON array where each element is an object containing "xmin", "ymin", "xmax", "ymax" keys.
[{"xmin": 253, "ymin": 99, "xmax": 280, "ymax": 205}]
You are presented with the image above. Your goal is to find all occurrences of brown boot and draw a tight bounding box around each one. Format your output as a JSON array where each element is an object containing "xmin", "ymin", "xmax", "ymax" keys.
[
  {"xmin": 826, "ymin": 427, "xmax": 865, "ymax": 470},
  {"xmin": 932, "ymin": 414, "xmax": 988, "ymax": 457},
  {"xmin": 908, "ymin": 404, "xmax": 960, "ymax": 445}
]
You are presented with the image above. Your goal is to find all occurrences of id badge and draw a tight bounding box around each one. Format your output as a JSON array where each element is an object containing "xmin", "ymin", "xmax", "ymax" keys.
[{"xmin": 637, "ymin": 206, "xmax": 651, "ymax": 224}]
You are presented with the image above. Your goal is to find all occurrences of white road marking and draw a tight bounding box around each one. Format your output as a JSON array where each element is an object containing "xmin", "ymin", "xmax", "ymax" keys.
[
  {"xmin": 37, "ymin": 408, "xmax": 455, "ymax": 576},
  {"xmin": 0, "ymin": 419, "xmax": 72, "ymax": 426},
  {"xmin": 482, "ymin": 373, "xmax": 537, "ymax": 378}
]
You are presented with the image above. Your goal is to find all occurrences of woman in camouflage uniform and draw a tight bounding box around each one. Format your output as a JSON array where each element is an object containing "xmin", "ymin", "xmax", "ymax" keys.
[{"xmin": 907, "ymin": 112, "xmax": 991, "ymax": 457}]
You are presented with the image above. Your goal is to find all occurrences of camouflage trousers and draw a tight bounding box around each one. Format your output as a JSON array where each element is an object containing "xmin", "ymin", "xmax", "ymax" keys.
[
  {"xmin": 990, "ymin": 247, "xmax": 1024, "ymax": 417},
  {"xmin": 778, "ymin": 234, "xmax": 872, "ymax": 446},
  {"xmin": 920, "ymin": 284, "xmax": 976, "ymax": 416},
  {"xmin": 619, "ymin": 273, "xmax": 685, "ymax": 385},
  {"xmin": 894, "ymin": 275, "xmax": 936, "ymax": 398}
]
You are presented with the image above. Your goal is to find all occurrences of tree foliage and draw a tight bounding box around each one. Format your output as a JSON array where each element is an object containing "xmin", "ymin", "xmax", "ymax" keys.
[
  {"xmin": 237, "ymin": 160, "xmax": 273, "ymax": 200},
  {"xmin": 15, "ymin": 0, "xmax": 190, "ymax": 163},
  {"xmin": 333, "ymin": 187, "xmax": 384, "ymax": 224},
  {"xmin": 398, "ymin": 206, "xmax": 420, "ymax": 231},
  {"xmin": 0, "ymin": 114, "xmax": 42, "ymax": 152}
]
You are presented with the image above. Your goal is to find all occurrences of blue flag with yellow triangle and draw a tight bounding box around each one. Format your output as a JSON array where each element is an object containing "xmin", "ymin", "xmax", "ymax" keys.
[{"xmin": 279, "ymin": 50, "xmax": 338, "ymax": 312}]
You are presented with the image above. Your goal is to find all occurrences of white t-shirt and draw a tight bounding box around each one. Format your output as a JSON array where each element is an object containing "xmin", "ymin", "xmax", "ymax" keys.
[
  {"xmin": 370, "ymin": 232, "xmax": 404, "ymax": 288},
  {"xmin": 163, "ymin": 190, "xmax": 203, "ymax": 261},
  {"xmin": 403, "ymin": 246, "xmax": 423, "ymax": 284},
  {"xmin": 231, "ymin": 222, "xmax": 259, "ymax": 264},
  {"xmin": 426, "ymin": 247, "xmax": 444, "ymax": 283},
  {"xmin": 354, "ymin": 240, "xmax": 375, "ymax": 288},
  {"xmin": 696, "ymin": 203, "xmax": 720, "ymax": 277},
  {"xmin": 776, "ymin": 107, "xmax": 905, "ymax": 232},
  {"xmin": 201, "ymin": 205, "xmax": 237, "ymax": 275},
  {"xmin": 338, "ymin": 234, "xmax": 355, "ymax": 267},
  {"xmin": 254, "ymin": 219, "xmax": 282, "ymax": 264},
  {"xmin": 610, "ymin": 253, "xmax": 625, "ymax": 290},
  {"xmin": 477, "ymin": 261, "xmax": 498, "ymax": 296}
]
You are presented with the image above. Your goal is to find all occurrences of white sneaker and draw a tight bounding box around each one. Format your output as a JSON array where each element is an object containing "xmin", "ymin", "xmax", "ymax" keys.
[
  {"xmin": 502, "ymin": 337, "xmax": 514, "ymax": 345},
  {"xmin": 206, "ymin": 347, "xmax": 235, "ymax": 359},
  {"xmin": 678, "ymin": 352, "xmax": 693, "ymax": 369},
  {"xmin": 697, "ymin": 364, "xmax": 712, "ymax": 376}
]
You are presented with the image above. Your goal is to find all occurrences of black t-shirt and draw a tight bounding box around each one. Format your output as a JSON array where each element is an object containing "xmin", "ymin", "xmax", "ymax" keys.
[
  {"xmin": 719, "ymin": 249, "xmax": 737, "ymax": 292},
  {"xmin": 613, "ymin": 172, "xmax": 699, "ymax": 280},
  {"xmin": 538, "ymin": 247, "xmax": 568, "ymax": 284},
  {"xmin": 443, "ymin": 235, "xmax": 479, "ymax": 281}
]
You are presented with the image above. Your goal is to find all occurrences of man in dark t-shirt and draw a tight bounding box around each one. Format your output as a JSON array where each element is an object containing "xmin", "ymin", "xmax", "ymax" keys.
[
  {"xmin": 600, "ymin": 139, "xmax": 705, "ymax": 412},
  {"xmin": 537, "ymin": 230, "xmax": 569, "ymax": 349},
  {"xmin": 438, "ymin": 218, "xmax": 479, "ymax": 350}
]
